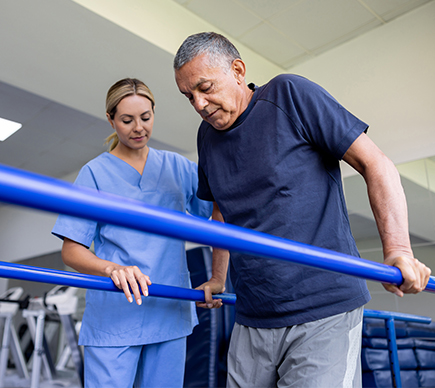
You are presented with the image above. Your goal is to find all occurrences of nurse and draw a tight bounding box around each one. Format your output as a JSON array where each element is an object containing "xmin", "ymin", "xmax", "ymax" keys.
[{"xmin": 52, "ymin": 78, "xmax": 212, "ymax": 388}]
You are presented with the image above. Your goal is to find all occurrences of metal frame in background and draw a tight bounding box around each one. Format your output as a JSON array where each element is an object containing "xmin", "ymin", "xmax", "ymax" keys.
[{"xmin": 363, "ymin": 309, "xmax": 432, "ymax": 388}]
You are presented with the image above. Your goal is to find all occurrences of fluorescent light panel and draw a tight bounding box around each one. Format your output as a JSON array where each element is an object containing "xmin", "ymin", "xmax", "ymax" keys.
[{"xmin": 0, "ymin": 117, "xmax": 22, "ymax": 141}]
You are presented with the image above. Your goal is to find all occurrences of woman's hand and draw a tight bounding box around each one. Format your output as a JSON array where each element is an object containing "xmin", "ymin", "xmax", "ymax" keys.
[
  {"xmin": 110, "ymin": 266, "xmax": 152, "ymax": 305},
  {"xmin": 61, "ymin": 239, "xmax": 152, "ymax": 305}
]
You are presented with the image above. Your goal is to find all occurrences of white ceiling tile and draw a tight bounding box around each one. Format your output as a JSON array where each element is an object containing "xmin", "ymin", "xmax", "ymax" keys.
[
  {"xmin": 362, "ymin": 0, "xmax": 432, "ymax": 22},
  {"xmin": 235, "ymin": 0, "xmax": 303, "ymax": 19},
  {"xmin": 310, "ymin": 18, "xmax": 382, "ymax": 55},
  {"xmin": 185, "ymin": 0, "xmax": 263, "ymax": 38},
  {"xmin": 362, "ymin": 0, "xmax": 418, "ymax": 16},
  {"xmin": 1, "ymin": 0, "xmax": 432, "ymax": 184},
  {"xmin": 269, "ymin": 0, "xmax": 376, "ymax": 51},
  {"xmin": 239, "ymin": 23, "xmax": 306, "ymax": 69},
  {"xmin": 282, "ymin": 52, "xmax": 315, "ymax": 69}
]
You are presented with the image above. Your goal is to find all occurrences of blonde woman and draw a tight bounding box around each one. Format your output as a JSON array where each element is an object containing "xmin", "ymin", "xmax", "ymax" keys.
[{"xmin": 52, "ymin": 78, "xmax": 212, "ymax": 388}]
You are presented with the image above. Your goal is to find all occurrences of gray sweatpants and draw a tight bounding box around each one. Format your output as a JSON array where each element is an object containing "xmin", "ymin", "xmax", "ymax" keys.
[{"xmin": 227, "ymin": 306, "xmax": 363, "ymax": 388}]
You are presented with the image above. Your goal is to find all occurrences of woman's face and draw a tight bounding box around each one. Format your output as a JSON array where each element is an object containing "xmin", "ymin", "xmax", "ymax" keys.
[{"xmin": 107, "ymin": 94, "xmax": 154, "ymax": 151}]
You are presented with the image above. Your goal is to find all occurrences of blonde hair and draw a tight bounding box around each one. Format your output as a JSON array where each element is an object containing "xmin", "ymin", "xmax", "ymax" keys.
[{"xmin": 104, "ymin": 78, "xmax": 155, "ymax": 151}]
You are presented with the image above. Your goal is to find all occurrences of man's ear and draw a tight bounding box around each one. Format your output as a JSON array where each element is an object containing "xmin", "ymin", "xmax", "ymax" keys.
[{"xmin": 232, "ymin": 59, "xmax": 246, "ymax": 84}]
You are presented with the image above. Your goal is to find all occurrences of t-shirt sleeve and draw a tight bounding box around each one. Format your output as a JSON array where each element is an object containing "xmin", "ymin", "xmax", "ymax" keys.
[
  {"xmin": 282, "ymin": 75, "xmax": 368, "ymax": 160},
  {"xmin": 196, "ymin": 163, "xmax": 215, "ymax": 202},
  {"xmin": 196, "ymin": 124, "xmax": 215, "ymax": 202},
  {"xmin": 182, "ymin": 158, "xmax": 213, "ymax": 218},
  {"xmin": 51, "ymin": 165, "xmax": 99, "ymax": 247}
]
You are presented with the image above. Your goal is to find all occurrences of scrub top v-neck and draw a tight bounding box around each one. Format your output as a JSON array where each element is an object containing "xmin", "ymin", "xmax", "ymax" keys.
[{"xmin": 52, "ymin": 148, "xmax": 212, "ymax": 346}]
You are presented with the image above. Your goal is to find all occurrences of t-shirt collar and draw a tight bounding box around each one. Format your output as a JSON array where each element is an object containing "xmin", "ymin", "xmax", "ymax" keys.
[{"xmin": 226, "ymin": 83, "xmax": 258, "ymax": 131}]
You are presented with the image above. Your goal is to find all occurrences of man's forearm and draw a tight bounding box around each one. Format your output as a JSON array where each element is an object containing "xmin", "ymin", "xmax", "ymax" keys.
[
  {"xmin": 211, "ymin": 201, "xmax": 230, "ymax": 285},
  {"xmin": 364, "ymin": 155, "xmax": 413, "ymax": 259}
]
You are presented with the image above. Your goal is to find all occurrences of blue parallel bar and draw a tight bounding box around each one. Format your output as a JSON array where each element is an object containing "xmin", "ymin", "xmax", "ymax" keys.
[
  {"xmin": 0, "ymin": 261, "xmax": 237, "ymax": 305},
  {"xmin": 385, "ymin": 317, "xmax": 401, "ymax": 388},
  {"xmin": 0, "ymin": 163, "xmax": 434, "ymax": 293},
  {"xmin": 363, "ymin": 310, "xmax": 431, "ymax": 388},
  {"xmin": 363, "ymin": 309, "xmax": 432, "ymax": 324}
]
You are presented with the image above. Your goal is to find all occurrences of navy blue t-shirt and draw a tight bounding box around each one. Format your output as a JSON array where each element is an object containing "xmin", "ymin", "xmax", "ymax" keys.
[{"xmin": 197, "ymin": 74, "xmax": 371, "ymax": 328}]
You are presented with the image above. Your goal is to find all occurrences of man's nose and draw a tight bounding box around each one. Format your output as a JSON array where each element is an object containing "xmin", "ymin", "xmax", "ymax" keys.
[{"xmin": 193, "ymin": 95, "xmax": 208, "ymax": 113}]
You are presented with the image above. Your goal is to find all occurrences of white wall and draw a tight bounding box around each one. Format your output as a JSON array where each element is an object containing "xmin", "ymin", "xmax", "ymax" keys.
[
  {"xmin": 288, "ymin": 2, "xmax": 435, "ymax": 320},
  {"xmin": 289, "ymin": 2, "xmax": 435, "ymax": 178},
  {"xmin": 0, "ymin": 205, "xmax": 62, "ymax": 262},
  {"xmin": 0, "ymin": 171, "xmax": 77, "ymax": 262}
]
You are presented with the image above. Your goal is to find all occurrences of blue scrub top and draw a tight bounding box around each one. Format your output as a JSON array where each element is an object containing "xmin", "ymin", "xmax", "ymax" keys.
[{"xmin": 52, "ymin": 148, "xmax": 212, "ymax": 346}]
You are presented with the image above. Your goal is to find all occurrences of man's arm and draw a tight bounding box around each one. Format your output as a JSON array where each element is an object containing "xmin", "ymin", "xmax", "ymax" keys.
[
  {"xmin": 196, "ymin": 201, "xmax": 230, "ymax": 309},
  {"xmin": 343, "ymin": 132, "xmax": 431, "ymax": 296}
]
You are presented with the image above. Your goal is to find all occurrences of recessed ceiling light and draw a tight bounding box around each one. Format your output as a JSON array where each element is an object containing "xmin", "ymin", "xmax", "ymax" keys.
[{"xmin": 0, "ymin": 117, "xmax": 22, "ymax": 141}]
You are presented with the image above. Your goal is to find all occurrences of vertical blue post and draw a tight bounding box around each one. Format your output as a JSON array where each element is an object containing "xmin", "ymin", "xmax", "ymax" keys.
[{"xmin": 385, "ymin": 317, "xmax": 401, "ymax": 388}]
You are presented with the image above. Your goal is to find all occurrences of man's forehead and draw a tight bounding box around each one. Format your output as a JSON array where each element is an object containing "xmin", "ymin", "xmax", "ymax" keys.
[{"xmin": 176, "ymin": 61, "xmax": 221, "ymax": 90}]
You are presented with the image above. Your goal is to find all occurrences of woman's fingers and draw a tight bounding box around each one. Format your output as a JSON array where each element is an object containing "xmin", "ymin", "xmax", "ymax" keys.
[{"xmin": 111, "ymin": 266, "xmax": 151, "ymax": 305}]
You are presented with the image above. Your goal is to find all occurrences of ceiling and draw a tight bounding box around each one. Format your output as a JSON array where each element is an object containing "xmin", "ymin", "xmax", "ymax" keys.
[
  {"xmin": 0, "ymin": 0, "xmax": 434, "ymax": 245},
  {"xmin": 0, "ymin": 0, "xmax": 432, "ymax": 180},
  {"xmin": 174, "ymin": 0, "xmax": 433, "ymax": 68}
]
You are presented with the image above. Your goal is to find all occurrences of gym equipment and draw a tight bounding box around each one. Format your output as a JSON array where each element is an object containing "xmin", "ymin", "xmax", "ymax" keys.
[
  {"xmin": 0, "ymin": 287, "xmax": 30, "ymax": 387},
  {"xmin": 44, "ymin": 286, "xmax": 83, "ymax": 387},
  {"xmin": 20, "ymin": 285, "xmax": 84, "ymax": 388},
  {"xmin": 22, "ymin": 300, "xmax": 56, "ymax": 388},
  {"xmin": 363, "ymin": 310, "xmax": 434, "ymax": 388}
]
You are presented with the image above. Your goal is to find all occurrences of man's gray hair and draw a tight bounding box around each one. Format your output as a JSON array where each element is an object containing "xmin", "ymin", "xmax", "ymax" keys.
[{"xmin": 174, "ymin": 32, "xmax": 241, "ymax": 72}]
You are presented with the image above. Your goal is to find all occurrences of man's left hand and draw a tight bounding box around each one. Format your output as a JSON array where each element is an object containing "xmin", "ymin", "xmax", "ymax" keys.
[{"xmin": 383, "ymin": 255, "xmax": 431, "ymax": 297}]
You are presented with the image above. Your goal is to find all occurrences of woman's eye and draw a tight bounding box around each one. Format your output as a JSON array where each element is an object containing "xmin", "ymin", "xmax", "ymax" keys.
[
  {"xmin": 142, "ymin": 117, "xmax": 150, "ymax": 122},
  {"xmin": 123, "ymin": 120, "xmax": 132, "ymax": 124}
]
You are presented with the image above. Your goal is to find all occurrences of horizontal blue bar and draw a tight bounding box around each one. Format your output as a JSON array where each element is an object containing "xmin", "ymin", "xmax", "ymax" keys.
[
  {"xmin": 0, "ymin": 260, "xmax": 236, "ymax": 305},
  {"xmin": 0, "ymin": 163, "xmax": 434, "ymax": 293},
  {"xmin": 364, "ymin": 309, "xmax": 431, "ymax": 324}
]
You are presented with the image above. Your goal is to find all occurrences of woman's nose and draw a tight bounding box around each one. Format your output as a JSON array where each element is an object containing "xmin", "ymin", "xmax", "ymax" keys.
[{"xmin": 134, "ymin": 119, "xmax": 143, "ymax": 131}]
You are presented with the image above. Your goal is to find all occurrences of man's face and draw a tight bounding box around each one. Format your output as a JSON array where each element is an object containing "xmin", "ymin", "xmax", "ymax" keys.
[{"xmin": 175, "ymin": 54, "xmax": 244, "ymax": 131}]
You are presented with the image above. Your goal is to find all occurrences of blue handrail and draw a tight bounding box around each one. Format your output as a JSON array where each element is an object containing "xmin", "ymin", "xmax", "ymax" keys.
[
  {"xmin": 0, "ymin": 260, "xmax": 237, "ymax": 305},
  {"xmin": 0, "ymin": 163, "xmax": 434, "ymax": 294},
  {"xmin": 364, "ymin": 309, "xmax": 432, "ymax": 324}
]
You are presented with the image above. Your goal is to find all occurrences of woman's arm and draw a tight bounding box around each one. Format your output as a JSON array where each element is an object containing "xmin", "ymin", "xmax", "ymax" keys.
[{"xmin": 62, "ymin": 237, "xmax": 151, "ymax": 305}]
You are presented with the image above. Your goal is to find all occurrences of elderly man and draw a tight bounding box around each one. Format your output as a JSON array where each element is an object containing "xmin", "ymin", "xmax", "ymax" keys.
[{"xmin": 174, "ymin": 32, "xmax": 430, "ymax": 387}]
